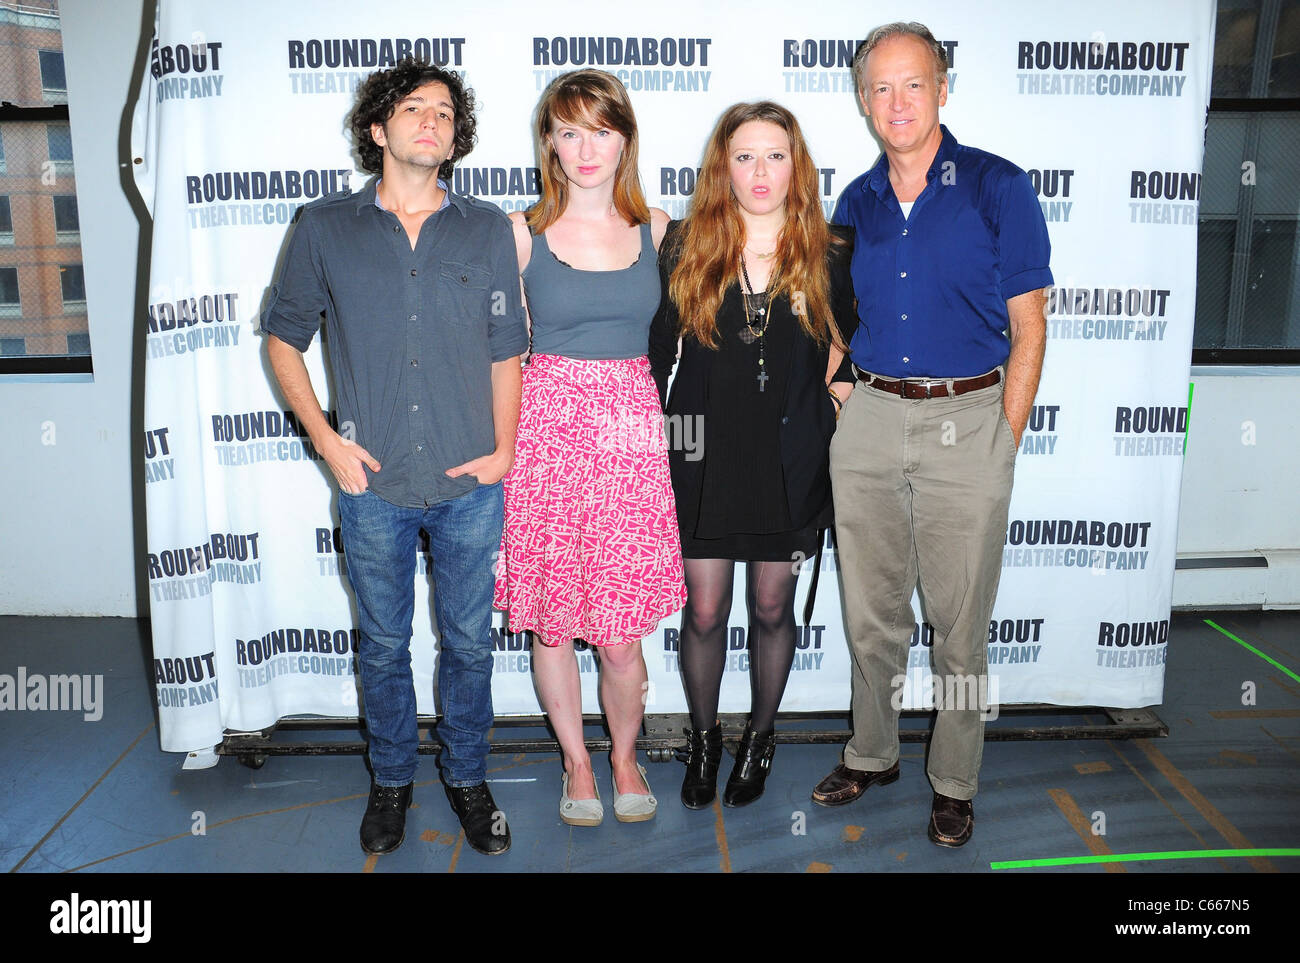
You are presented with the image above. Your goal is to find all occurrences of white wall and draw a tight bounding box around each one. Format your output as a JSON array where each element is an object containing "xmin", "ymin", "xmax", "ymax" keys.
[
  {"xmin": 1172, "ymin": 367, "xmax": 1300, "ymax": 609},
  {"xmin": 0, "ymin": 0, "xmax": 151, "ymax": 616},
  {"xmin": 0, "ymin": 0, "xmax": 1294, "ymax": 615}
]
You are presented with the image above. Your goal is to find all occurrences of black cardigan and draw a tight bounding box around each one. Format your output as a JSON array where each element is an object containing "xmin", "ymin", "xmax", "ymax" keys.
[{"xmin": 649, "ymin": 221, "xmax": 859, "ymax": 536}]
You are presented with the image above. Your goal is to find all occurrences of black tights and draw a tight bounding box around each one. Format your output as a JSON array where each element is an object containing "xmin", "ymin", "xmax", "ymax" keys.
[{"xmin": 679, "ymin": 558, "xmax": 799, "ymax": 734}]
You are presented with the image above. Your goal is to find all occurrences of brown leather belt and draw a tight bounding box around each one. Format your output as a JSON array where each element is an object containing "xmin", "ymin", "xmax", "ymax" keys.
[{"xmin": 857, "ymin": 367, "xmax": 1001, "ymax": 400}]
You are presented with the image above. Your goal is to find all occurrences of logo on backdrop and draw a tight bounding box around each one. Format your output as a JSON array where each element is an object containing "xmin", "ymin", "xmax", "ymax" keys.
[
  {"xmin": 663, "ymin": 624, "xmax": 826, "ymax": 674},
  {"xmin": 1097, "ymin": 618, "xmax": 1168, "ymax": 668},
  {"xmin": 1113, "ymin": 405, "xmax": 1188, "ymax": 457},
  {"xmin": 452, "ymin": 166, "xmax": 540, "ymax": 214},
  {"xmin": 151, "ymin": 37, "xmax": 225, "ymax": 101},
  {"xmin": 315, "ymin": 525, "xmax": 344, "ymax": 578},
  {"xmin": 186, "ymin": 169, "xmax": 352, "ymax": 229},
  {"xmin": 154, "ymin": 651, "xmax": 218, "ymax": 709},
  {"xmin": 657, "ymin": 165, "xmax": 837, "ymax": 220},
  {"xmin": 146, "ymin": 532, "xmax": 263, "ymax": 602},
  {"xmin": 235, "ymin": 626, "xmax": 358, "ymax": 688},
  {"xmin": 1046, "ymin": 286, "xmax": 1172, "ymax": 342},
  {"xmin": 532, "ymin": 36, "xmax": 713, "ymax": 92},
  {"xmin": 1020, "ymin": 404, "xmax": 1060, "ymax": 456},
  {"xmin": 146, "ymin": 290, "xmax": 241, "ymax": 359},
  {"xmin": 286, "ymin": 36, "xmax": 467, "ymax": 94},
  {"xmin": 210, "ymin": 408, "xmax": 337, "ymax": 467},
  {"xmin": 144, "ymin": 426, "xmax": 174, "ymax": 484},
  {"xmin": 780, "ymin": 37, "xmax": 958, "ymax": 94},
  {"xmin": 1129, "ymin": 170, "xmax": 1199, "ymax": 226},
  {"xmin": 1003, "ymin": 519, "xmax": 1153, "ymax": 571},
  {"xmin": 988, "ymin": 617, "xmax": 1046, "ymax": 665},
  {"xmin": 1016, "ymin": 39, "xmax": 1191, "ymax": 97},
  {"xmin": 1026, "ymin": 168, "xmax": 1074, "ymax": 223}
]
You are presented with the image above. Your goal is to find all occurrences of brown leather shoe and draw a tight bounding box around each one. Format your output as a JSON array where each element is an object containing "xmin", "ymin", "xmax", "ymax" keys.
[
  {"xmin": 928, "ymin": 792, "xmax": 974, "ymax": 847},
  {"xmin": 811, "ymin": 762, "xmax": 900, "ymax": 807}
]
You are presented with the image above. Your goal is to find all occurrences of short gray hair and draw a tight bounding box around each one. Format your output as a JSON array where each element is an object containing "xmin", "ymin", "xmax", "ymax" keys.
[{"xmin": 851, "ymin": 22, "xmax": 948, "ymax": 93}]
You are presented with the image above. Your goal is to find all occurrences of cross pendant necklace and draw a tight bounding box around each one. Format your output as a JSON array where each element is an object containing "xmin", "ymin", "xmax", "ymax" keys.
[{"xmin": 739, "ymin": 254, "xmax": 771, "ymax": 392}]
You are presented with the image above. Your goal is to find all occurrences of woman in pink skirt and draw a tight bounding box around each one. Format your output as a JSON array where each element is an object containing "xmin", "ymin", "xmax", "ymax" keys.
[{"xmin": 494, "ymin": 70, "xmax": 686, "ymax": 826}]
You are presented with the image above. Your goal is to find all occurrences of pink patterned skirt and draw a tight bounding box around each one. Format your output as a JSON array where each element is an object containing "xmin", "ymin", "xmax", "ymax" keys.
[{"xmin": 494, "ymin": 354, "xmax": 687, "ymax": 646}]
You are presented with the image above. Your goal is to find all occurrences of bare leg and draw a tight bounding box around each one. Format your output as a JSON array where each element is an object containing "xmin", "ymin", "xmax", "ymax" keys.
[
  {"xmin": 596, "ymin": 641, "xmax": 650, "ymax": 795},
  {"xmin": 532, "ymin": 636, "xmax": 595, "ymax": 798}
]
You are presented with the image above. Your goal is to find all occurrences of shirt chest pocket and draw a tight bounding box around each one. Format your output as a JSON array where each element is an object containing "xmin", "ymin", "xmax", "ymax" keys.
[{"xmin": 438, "ymin": 261, "xmax": 492, "ymax": 328}]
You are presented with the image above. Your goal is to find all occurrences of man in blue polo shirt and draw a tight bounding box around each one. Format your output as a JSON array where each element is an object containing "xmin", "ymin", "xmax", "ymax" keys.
[
  {"xmin": 813, "ymin": 22, "xmax": 1051, "ymax": 847},
  {"xmin": 263, "ymin": 59, "xmax": 527, "ymax": 856}
]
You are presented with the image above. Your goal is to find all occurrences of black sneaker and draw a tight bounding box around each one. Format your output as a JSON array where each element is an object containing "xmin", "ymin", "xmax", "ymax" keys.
[
  {"xmin": 360, "ymin": 782, "xmax": 413, "ymax": 855},
  {"xmin": 445, "ymin": 782, "xmax": 511, "ymax": 855}
]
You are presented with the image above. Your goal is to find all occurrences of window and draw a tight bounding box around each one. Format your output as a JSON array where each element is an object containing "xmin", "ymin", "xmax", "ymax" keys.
[
  {"xmin": 60, "ymin": 263, "xmax": 85, "ymax": 306},
  {"xmin": 1196, "ymin": 0, "xmax": 1300, "ymax": 361},
  {"xmin": 47, "ymin": 124, "xmax": 73, "ymax": 165},
  {"xmin": 52, "ymin": 194, "xmax": 77, "ymax": 238},
  {"xmin": 0, "ymin": 6, "xmax": 90, "ymax": 376},
  {"xmin": 39, "ymin": 50, "xmax": 66, "ymax": 98},
  {"xmin": 0, "ymin": 266, "xmax": 19, "ymax": 317}
]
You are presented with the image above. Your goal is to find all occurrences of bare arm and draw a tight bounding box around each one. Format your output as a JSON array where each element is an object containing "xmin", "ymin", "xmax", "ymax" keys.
[
  {"xmin": 1003, "ymin": 287, "xmax": 1048, "ymax": 445},
  {"xmin": 445, "ymin": 356, "xmax": 523, "ymax": 485},
  {"xmin": 267, "ymin": 334, "xmax": 380, "ymax": 494}
]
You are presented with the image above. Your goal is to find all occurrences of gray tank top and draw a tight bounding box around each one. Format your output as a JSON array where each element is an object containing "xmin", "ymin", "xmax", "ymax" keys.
[{"xmin": 524, "ymin": 220, "xmax": 661, "ymax": 360}]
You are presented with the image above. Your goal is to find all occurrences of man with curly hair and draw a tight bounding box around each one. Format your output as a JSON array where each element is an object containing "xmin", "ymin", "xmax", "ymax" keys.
[{"xmin": 263, "ymin": 59, "xmax": 527, "ymax": 857}]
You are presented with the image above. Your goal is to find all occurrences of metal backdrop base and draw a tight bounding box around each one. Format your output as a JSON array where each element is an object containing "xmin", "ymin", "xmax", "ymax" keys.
[{"xmin": 216, "ymin": 705, "xmax": 1168, "ymax": 769}]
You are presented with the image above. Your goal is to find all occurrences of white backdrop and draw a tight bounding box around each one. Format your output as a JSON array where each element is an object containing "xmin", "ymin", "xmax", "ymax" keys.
[{"xmin": 130, "ymin": 0, "xmax": 1215, "ymax": 753}]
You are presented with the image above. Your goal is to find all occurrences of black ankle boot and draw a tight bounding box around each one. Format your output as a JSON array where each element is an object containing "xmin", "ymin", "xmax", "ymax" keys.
[
  {"xmin": 723, "ymin": 724, "xmax": 775, "ymax": 808},
  {"xmin": 680, "ymin": 723, "xmax": 723, "ymax": 810}
]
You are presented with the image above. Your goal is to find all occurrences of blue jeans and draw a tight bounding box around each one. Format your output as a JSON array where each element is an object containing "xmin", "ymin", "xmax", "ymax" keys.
[{"xmin": 338, "ymin": 483, "xmax": 503, "ymax": 788}]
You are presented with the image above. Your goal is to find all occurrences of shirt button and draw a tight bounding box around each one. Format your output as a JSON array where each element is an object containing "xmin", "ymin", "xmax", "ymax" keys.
[
  {"xmin": 409, "ymin": 315, "xmax": 417, "ymax": 321},
  {"xmin": 461, "ymin": 275, "xmax": 469, "ymax": 283},
  {"xmin": 901, "ymin": 314, "xmax": 908, "ymax": 320},
  {"xmin": 410, "ymin": 269, "xmax": 417, "ymax": 277},
  {"xmin": 411, "ymin": 359, "xmax": 419, "ymax": 367},
  {"xmin": 781, "ymin": 416, "xmax": 789, "ymax": 425},
  {"xmin": 393, "ymin": 225, "xmax": 400, "ymax": 233},
  {"xmin": 899, "ymin": 271, "xmax": 907, "ymax": 278},
  {"xmin": 416, "ymin": 444, "xmax": 423, "ymax": 452},
  {"xmin": 902, "ymin": 229, "xmax": 908, "ymax": 236},
  {"xmin": 410, "ymin": 404, "xmax": 418, "ymax": 412},
  {"xmin": 903, "ymin": 356, "xmax": 910, "ymax": 363}
]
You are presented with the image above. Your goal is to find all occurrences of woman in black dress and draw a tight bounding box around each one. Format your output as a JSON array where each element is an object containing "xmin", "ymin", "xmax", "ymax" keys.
[{"xmin": 650, "ymin": 102, "xmax": 857, "ymax": 808}]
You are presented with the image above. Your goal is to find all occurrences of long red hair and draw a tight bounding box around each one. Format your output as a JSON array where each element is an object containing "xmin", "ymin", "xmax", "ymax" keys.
[
  {"xmin": 526, "ymin": 69, "xmax": 649, "ymax": 233},
  {"xmin": 668, "ymin": 101, "xmax": 844, "ymax": 349}
]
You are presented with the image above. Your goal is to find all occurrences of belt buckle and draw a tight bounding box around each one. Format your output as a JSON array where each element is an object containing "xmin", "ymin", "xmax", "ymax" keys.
[{"xmin": 907, "ymin": 378, "xmax": 943, "ymax": 399}]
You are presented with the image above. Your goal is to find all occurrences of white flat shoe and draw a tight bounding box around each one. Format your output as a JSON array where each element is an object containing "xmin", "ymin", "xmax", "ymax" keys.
[
  {"xmin": 560, "ymin": 771, "xmax": 603, "ymax": 827},
  {"xmin": 613, "ymin": 763, "xmax": 657, "ymax": 823}
]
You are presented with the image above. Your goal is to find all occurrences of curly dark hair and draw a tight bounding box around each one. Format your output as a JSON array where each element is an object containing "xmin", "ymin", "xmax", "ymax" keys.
[{"xmin": 349, "ymin": 58, "xmax": 477, "ymax": 179}]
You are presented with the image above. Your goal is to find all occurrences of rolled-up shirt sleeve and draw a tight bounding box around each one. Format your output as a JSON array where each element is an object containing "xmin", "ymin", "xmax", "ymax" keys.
[
  {"xmin": 997, "ymin": 171, "xmax": 1054, "ymax": 301},
  {"xmin": 486, "ymin": 214, "xmax": 529, "ymax": 362},
  {"xmin": 260, "ymin": 212, "xmax": 328, "ymax": 352}
]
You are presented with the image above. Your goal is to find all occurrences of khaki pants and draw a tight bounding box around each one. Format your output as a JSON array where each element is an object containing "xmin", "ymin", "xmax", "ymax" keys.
[{"xmin": 830, "ymin": 376, "xmax": 1017, "ymax": 800}]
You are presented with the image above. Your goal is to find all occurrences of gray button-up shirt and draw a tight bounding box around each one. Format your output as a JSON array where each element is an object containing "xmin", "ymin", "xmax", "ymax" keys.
[{"xmin": 261, "ymin": 178, "xmax": 528, "ymax": 508}]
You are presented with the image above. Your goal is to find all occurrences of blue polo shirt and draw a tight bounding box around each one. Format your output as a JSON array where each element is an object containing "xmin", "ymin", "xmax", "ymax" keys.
[{"xmin": 833, "ymin": 125, "xmax": 1053, "ymax": 379}]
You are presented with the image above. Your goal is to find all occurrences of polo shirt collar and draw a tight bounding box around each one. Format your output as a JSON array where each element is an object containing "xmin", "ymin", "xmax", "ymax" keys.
[
  {"xmin": 862, "ymin": 124, "xmax": 960, "ymax": 199},
  {"xmin": 353, "ymin": 175, "xmax": 467, "ymax": 218}
]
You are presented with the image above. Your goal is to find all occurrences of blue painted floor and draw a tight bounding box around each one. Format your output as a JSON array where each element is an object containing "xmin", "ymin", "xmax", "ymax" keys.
[{"xmin": 1, "ymin": 612, "xmax": 1296, "ymax": 876}]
